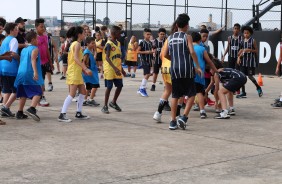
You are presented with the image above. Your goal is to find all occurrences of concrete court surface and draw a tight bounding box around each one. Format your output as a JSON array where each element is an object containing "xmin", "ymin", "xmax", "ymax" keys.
[{"xmin": 0, "ymin": 70, "xmax": 282, "ymax": 184}]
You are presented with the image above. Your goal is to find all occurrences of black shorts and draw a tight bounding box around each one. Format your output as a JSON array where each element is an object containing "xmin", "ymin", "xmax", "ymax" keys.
[
  {"xmin": 228, "ymin": 56, "xmax": 239, "ymax": 70},
  {"xmin": 1, "ymin": 76, "xmax": 17, "ymax": 93},
  {"xmin": 96, "ymin": 52, "xmax": 102, "ymax": 61},
  {"xmin": 153, "ymin": 62, "xmax": 162, "ymax": 74},
  {"xmin": 125, "ymin": 61, "xmax": 138, "ymax": 66},
  {"xmin": 105, "ymin": 79, "xmax": 123, "ymax": 89},
  {"xmin": 223, "ymin": 77, "xmax": 247, "ymax": 93},
  {"xmin": 240, "ymin": 66, "xmax": 256, "ymax": 76},
  {"xmin": 172, "ymin": 78, "xmax": 196, "ymax": 98},
  {"xmin": 141, "ymin": 61, "xmax": 152, "ymax": 75},
  {"xmin": 195, "ymin": 82, "xmax": 205, "ymax": 95},
  {"xmin": 41, "ymin": 63, "xmax": 53, "ymax": 79},
  {"xmin": 62, "ymin": 54, "xmax": 68, "ymax": 66},
  {"xmin": 85, "ymin": 83, "xmax": 100, "ymax": 90}
]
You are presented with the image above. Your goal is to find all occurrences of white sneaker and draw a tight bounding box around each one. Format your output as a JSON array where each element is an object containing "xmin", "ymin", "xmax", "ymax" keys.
[
  {"xmin": 153, "ymin": 111, "xmax": 162, "ymax": 122},
  {"xmin": 214, "ymin": 110, "xmax": 230, "ymax": 119},
  {"xmin": 39, "ymin": 96, "xmax": 49, "ymax": 107},
  {"xmin": 47, "ymin": 83, "xmax": 53, "ymax": 91}
]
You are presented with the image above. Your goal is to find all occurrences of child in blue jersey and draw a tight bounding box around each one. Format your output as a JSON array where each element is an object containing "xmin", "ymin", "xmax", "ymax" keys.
[
  {"xmin": 14, "ymin": 31, "xmax": 43, "ymax": 121},
  {"xmin": 191, "ymin": 32, "xmax": 218, "ymax": 119},
  {"xmin": 82, "ymin": 37, "xmax": 100, "ymax": 106},
  {"xmin": 0, "ymin": 23, "xmax": 20, "ymax": 118}
]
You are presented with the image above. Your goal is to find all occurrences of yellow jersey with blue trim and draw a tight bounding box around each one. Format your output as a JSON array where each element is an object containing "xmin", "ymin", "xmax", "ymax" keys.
[
  {"xmin": 102, "ymin": 40, "xmax": 122, "ymax": 80},
  {"xmin": 66, "ymin": 41, "xmax": 84, "ymax": 85}
]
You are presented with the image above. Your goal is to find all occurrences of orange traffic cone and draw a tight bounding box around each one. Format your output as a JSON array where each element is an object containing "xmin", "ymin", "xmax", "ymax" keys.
[{"xmin": 258, "ymin": 73, "xmax": 263, "ymax": 86}]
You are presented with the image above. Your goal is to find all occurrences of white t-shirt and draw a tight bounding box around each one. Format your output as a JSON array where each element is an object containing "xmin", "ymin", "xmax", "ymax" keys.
[{"xmin": 9, "ymin": 38, "xmax": 18, "ymax": 52}]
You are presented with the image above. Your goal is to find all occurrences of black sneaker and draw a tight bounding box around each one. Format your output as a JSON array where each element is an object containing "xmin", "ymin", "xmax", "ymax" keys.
[
  {"xmin": 236, "ymin": 92, "xmax": 247, "ymax": 98},
  {"xmin": 87, "ymin": 100, "xmax": 100, "ymax": 107},
  {"xmin": 169, "ymin": 120, "xmax": 178, "ymax": 130},
  {"xmin": 60, "ymin": 76, "xmax": 66, "ymax": 80},
  {"xmin": 177, "ymin": 116, "xmax": 188, "ymax": 130},
  {"xmin": 150, "ymin": 84, "xmax": 156, "ymax": 91},
  {"xmin": 16, "ymin": 111, "xmax": 28, "ymax": 120},
  {"xmin": 75, "ymin": 112, "xmax": 90, "ymax": 120},
  {"xmin": 101, "ymin": 106, "xmax": 109, "ymax": 114},
  {"xmin": 83, "ymin": 101, "xmax": 88, "ymax": 106},
  {"xmin": 58, "ymin": 113, "xmax": 72, "ymax": 122},
  {"xmin": 25, "ymin": 107, "xmax": 40, "ymax": 121},
  {"xmin": 163, "ymin": 102, "xmax": 171, "ymax": 111},
  {"xmin": 271, "ymin": 101, "xmax": 282, "ymax": 108},
  {"xmin": 200, "ymin": 112, "xmax": 207, "ymax": 119},
  {"xmin": 228, "ymin": 109, "xmax": 236, "ymax": 115},
  {"xmin": 109, "ymin": 102, "xmax": 122, "ymax": 112},
  {"xmin": 0, "ymin": 106, "xmax": 15, "ymax": 117}
]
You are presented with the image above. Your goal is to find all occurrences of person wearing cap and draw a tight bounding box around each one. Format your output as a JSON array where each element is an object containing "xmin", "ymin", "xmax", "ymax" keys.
[{"xmin": 15, "ymin": 17, "xmax": 27, "ymax": 56}]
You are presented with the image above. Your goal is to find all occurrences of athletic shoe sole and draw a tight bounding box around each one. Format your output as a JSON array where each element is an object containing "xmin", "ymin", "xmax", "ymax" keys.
[
  {"xmin": 214, "ymin": 116, "xmax": 231, "ymax": 119},
  {"xmin": 25, "ymin": 111, "xmax": 40, "ymax": 122},
  {"xmin": 177, "ymin": 119, "xmax": 187, "ymax": 130},
  {"xmin": 58, "ymin": 118, "xmax": 72, "ymax": 123},
  {"xmin": 75, "ymin": 116, "xmax": 90, "ymax": 120},
  {"xmin": 169, "ymin": 126, "xmax": 178, "ymax": 130}
]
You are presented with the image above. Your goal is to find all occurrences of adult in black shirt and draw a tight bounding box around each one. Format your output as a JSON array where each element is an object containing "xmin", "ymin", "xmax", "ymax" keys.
[
  {"xmin": 15, "ymin": 17, "xmax": 27, "ymax": 56},
  {"xmin": 118, "ymin": 24, "xmax": 127, "ymax": 62}
]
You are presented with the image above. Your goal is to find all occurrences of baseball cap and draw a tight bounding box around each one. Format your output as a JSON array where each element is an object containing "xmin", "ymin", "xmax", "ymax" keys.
[{"xmin": 15, "ymin": 17, "xmax": 27, "ymax": 23}]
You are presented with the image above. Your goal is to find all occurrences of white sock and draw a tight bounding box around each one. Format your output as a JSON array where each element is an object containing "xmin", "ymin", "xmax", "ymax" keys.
[
  {"xmin": 77, "ymin": 94, "xmax": 85, "ymax": 112},
  {"xmin": 229, "ymin": 106, "xmax": 234, "ymax": 110},
  {"xmin": 140, "ymin": 79, "xmax": 147, "ymax": 89},
  {"xmin": 200, "ymin": 110, "xmax": 205, "ymax": 113},
  {"xmin": 61, "ymin": 95, "xmax": 73, "ymax": 113}
]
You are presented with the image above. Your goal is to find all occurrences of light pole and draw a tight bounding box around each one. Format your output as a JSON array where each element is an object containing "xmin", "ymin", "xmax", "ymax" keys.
[{"xmin": 36, "ymin": 0, "xmax": 40, "ymax": 19}]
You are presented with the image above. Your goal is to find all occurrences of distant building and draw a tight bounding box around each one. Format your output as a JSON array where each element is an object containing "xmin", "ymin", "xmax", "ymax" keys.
[
  {"xmin": 198, "ymin": 14, "xmax": 217, "ymax": 30},
  {"xmin": 115, "ymin": 21, "xmax": 130, "ymax": 29},
  {"xmin": 41, "ymin": 16, "xmax": 58, "ymax": 27}
]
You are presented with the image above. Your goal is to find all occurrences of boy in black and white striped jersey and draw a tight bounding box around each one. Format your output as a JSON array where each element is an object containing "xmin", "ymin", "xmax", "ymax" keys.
[
  {"xmin": 163, "ymin": 13, "xmax": 202, "ymax": 130},
  {"xmin": 237, "ymin": 26, "xmax": 263, "ymax": 98},
  {"xmin": 222, "ymin": 23, "xmax": 242, "ymax": 70}
]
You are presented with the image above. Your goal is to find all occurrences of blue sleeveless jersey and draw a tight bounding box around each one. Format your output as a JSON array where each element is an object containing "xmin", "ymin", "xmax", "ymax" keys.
[
  {"xmin": 82, "ymin": 49, "xmax": 99, "ymax": 84},
  {"xmin": 0, "ymin": 36, "xmax": 19, "ymax": 76},
  {"xmin": 14, "ymin": 45, "xmax": 44, "ymax": 87},
  {"xmin": 193, "ymin": 44, "xmax": 206, "ymax": 86}
]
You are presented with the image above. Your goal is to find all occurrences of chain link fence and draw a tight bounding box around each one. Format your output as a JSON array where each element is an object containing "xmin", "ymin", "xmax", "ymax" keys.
[{"xmin": 61, "ymin": 0, "xmax": 281, "ymax": 32}]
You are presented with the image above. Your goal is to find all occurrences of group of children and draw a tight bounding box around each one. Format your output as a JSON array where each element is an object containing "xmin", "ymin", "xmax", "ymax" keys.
[
  {"xmin": 150, "ymin": 13, "xmax": 265, "ymax": 130},
  {"xmin": 0, "ymin": 13, "xmax": 280, "ymax": 127}
]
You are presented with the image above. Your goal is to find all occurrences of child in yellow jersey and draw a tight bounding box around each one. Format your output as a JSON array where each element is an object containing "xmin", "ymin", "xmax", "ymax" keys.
[
  {"xmin": 125, "ymin": 35, "xmax": 138, "ymax": 78},
  {"xmin": 95, "ymin": 31, "xmax": 105, "ymax": 79},
  {"xmin": 58, "ymin": 26, "xmax": 92, "ymax": 122},
  {"xmin": 153, "ymin": 22, "xmax": 183, "ymax": 122},
  {"xmin": 101, "ymin": 26, "xmax": 126, "ymax": 114}
]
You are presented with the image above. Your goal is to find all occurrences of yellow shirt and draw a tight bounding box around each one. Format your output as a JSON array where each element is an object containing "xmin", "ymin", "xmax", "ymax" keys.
[
  {"xmin": 96, "ymin": 39, "xmax": 103, "ymax": 53},
  {"xmin": 161, "ymin": 39, "xmax": 171, "ymax": 84},
  {"xmin": 102, "ymin": 40, "xmax": 122, "ymax": 80},
  {"xmin": 126, "ymin": 42, "xmax": 138, "ymax": 61},
  {"xmin": 66, "ymin": 41, "xmax": 84, "ymax": 85}
]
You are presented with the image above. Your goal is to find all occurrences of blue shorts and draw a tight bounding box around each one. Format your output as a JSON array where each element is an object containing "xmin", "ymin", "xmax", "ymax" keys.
[
  {"xmin": 1, "ymin": 76, "xmax": 17, "ymax": 93},
  {"xmin": 104, "ymin": 79, "xmax": 123, "ymax": 89},
  {"xmin": 16, "ymin": 85, "xmax": 43, "ymax": 99}
]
